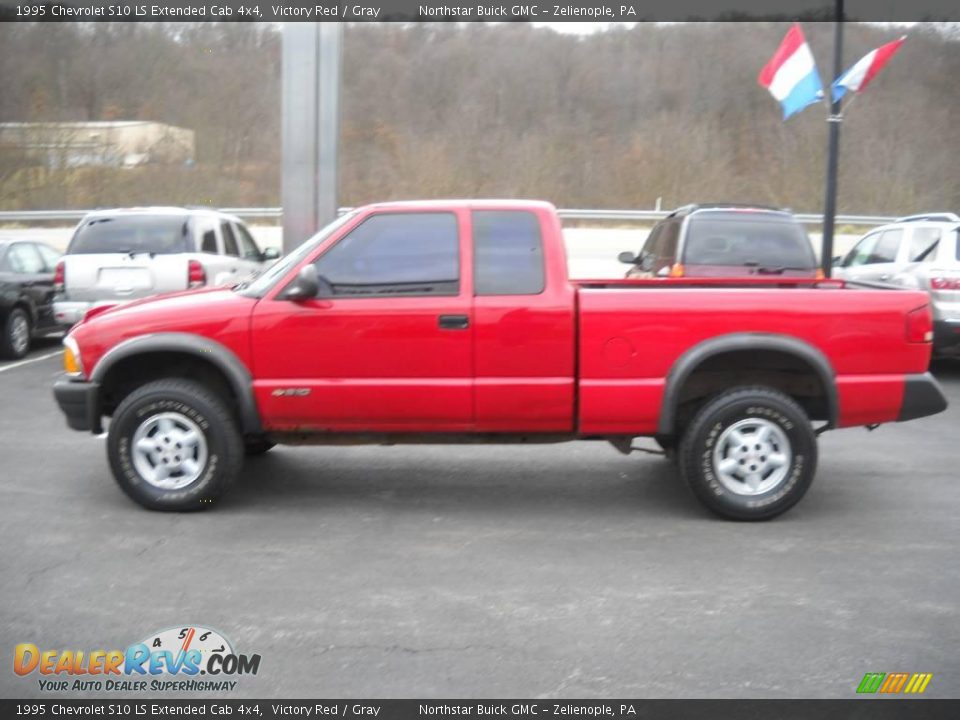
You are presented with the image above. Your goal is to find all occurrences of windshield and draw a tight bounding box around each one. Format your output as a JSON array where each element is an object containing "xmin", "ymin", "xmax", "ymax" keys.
[
  {"xmin": 683, "ymin": 217, "xmax": 816, "ymax": 269},
  {"xmin": 68, "ymin": 215, "xmax": 190, "ymax": 255},
  {"xmin": 238, "ymin": 212, "xmax": 358, "ymax": 297}
]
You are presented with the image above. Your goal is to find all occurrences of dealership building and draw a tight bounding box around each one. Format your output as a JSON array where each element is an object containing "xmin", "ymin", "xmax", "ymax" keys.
[{"xmin": 0, "ymin": 120, "xmax": 195, "ymax": 168}]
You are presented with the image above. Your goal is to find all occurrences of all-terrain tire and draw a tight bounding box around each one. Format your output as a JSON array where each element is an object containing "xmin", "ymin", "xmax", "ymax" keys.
[
  {"xmin": 107, "ymin": 379, "xmax": 244, "ymax": 511},
  {"xmin": 678, "ymin": 386, "xmax": 818, "ymax": 521}
]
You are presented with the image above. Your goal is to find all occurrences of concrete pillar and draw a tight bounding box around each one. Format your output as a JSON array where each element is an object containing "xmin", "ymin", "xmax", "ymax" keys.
[{"xmin": 281, "ymin": 23, "xmax": 342, "ymax": 253}]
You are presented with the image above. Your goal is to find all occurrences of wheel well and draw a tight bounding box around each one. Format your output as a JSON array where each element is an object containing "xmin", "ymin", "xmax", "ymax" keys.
[
  {"xmin": 668, "ymin": 349, "xmax": 832, "ymax": 436},
  {"xmin": 12, "ymin": 300, "xmax": 34, "ymax": 324},
  {"xmin": 98, "ymin": 352, "xmax": 239, "ymax": 423}
]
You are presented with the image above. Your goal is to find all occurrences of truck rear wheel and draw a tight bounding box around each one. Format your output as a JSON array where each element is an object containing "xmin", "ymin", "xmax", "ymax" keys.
[
  {"xmin": 107, "ymin": 379, "xmax": 243, "ymax": 511},
  {"xmin": 678, "ymin": 386, "xmax": 817, "ymax": 520}
]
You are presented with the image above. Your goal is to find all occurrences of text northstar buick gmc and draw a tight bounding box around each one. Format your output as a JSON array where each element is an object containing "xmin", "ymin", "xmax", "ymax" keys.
[{"xmin": 54, "ymin": 200, "xmax": 947, "ymax": 519}]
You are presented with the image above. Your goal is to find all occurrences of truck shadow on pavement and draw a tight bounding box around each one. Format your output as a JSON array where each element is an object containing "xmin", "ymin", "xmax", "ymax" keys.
[{"xmin": 227, "ymin": 449, "xmax": 711, "ymax": 520}]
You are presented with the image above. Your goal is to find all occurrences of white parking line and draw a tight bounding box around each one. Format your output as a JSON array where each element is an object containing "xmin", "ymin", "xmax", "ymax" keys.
[{"xmin": 0, "ymin": 350, "xmax": 62, "ymax": 374}]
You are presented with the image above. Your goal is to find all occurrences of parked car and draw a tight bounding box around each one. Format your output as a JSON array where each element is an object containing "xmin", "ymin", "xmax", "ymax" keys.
[
  {"xmin": 619, "ymin": 204, "xmax": 820, "ymax": 279},
  {"xmin": 833, "ymin": 213, "xmax": 960, "ymax": 355},
  {"xmin": 0, "ymin": 239, "xmax": 62, "ymax": 359},
  {"xmin": 53, "ymin": 200, "xmax": 945, "ymax": 520},
  {"xmin": 53, "ymin": 207, "xmax": 280, "ymax": 327}
]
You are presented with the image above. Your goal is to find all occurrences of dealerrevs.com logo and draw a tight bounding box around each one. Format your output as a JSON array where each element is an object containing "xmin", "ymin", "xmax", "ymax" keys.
[{"xmin": 14, "ymin": 625, "xmax": 261, "ymax": 693}]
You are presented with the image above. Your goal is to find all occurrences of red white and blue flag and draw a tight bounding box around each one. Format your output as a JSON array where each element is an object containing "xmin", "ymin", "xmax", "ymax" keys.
[
  {"xmin": 758, "ymin": 24, "xmax": 824, "ymax": 120},
  {"xmin": 830, "ymin": 37, "xmax": 906, "ymax": 103}
]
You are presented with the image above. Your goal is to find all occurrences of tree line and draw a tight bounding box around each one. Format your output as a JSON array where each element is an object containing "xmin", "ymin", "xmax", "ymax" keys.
[{"xmin": 1, "ymin": 21, "xmax": 957, "ymax": 215}]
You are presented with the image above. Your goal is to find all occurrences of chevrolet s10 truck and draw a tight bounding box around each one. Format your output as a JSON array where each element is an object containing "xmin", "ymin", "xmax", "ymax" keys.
[{"xmin": 53, "ymin": 200, "xmax": 948, "ymax": 519}]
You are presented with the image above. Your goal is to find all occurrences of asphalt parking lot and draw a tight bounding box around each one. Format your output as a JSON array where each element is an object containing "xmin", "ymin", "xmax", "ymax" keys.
[{"xmin": 1, "ymin": 342, "xmax": 958, "ymax": 699}]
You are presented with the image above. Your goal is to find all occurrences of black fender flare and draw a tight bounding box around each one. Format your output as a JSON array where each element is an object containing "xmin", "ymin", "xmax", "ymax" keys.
[
  {"xmin": 89, "ymin": 332, "xmax": 262, "ymax": 434},
  {"xmin": 657, "ymin": 333, "xmax": 838, "ymax": 436}
]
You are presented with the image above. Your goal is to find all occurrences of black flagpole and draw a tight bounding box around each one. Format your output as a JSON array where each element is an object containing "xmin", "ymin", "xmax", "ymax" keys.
[{"xmin": 821, "ymin": 0, "xmax": 845, "ymax": 277}]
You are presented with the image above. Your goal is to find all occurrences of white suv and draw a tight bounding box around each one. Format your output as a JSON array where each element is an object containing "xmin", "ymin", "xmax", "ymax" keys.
[
  {"xmin": 834, "ymin": 213, "xmax": 960, "ymax": 354},
  {"xmin": 54, "ymin": 207, "xmax": 279, "ymax": 327}
]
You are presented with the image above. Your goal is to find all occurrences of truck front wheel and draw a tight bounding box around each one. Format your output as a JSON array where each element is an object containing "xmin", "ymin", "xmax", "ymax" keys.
[
  {"xmin": 678, "ymin": 386, "xmax": 817, "ymax": 521},
  {"xmin": 107, "ymin": 379, "xmax": 244, "ymax": 511}
]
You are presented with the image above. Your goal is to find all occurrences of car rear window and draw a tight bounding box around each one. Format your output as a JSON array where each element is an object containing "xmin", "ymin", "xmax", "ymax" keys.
[
  {"xmin": 68, "ymin": 215, "xmax": 190, "ymax": 255},
  {"xmin": 683, "ymin": 216, "xmax": 816, "ymax": 269}
]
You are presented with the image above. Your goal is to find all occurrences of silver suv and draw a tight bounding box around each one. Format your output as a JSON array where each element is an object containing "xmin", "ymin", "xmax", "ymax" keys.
[
  {"xmin": 54, "ymin": 207, "xmax": 279, "ymax": 327},
  {"xmin": 834, "ymin": 213, "xmax": 960, "ymax": 354}
]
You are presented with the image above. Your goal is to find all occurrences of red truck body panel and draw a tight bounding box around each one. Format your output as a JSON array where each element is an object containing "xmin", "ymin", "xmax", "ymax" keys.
[
  {"xmin": 74, "ymin": 288, "xmax": 257, "ymax": 379},
  {"xmin": 575, "ymin": 286, "xmax": 929, "ymax": 434},
  {"xmin": 69, "ymin": 199, "xmax": 934, "ymax": 439}
]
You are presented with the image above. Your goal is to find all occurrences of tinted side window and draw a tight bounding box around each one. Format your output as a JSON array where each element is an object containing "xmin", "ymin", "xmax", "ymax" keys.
[
  {"xmin": 7, "ymin": 243, "xmax": 45, "ymax": 273},
  {"xmin": 201, "ymin": 230, "xmax": 218, "ymax": 254},
  {"xmin": 640, "ymin": 224, "xmax": 663, "ymax": 257},
  {"xmin": 221, "ymin": 222, "xmax": 239, "ymax": 257},
  {"xmin": 473, "ymin": 211, "xmax": 544, "ymax": 296},
  {"xmin": 659, "ymin": 221, "xmax": 680, "ymax": 262},
  {"xmin": 871, "ymin": 229, "xmax": 903, "ymax": 264},
  {"xmin": 234, "ymin": 223, "xmax": 262, "ymax": 260},
  {"xmin": 908, "ymin": 228, "xmax": 940, "ymax": 262},
  {"xmin": 314, "ymin": 212, "xmax": 459, "ymax": 296}
]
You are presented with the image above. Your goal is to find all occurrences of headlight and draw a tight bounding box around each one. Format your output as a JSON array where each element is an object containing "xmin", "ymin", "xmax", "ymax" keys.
[{"xmin": 63, "ymin": 335, "xmax": 83, "ymax": 377}]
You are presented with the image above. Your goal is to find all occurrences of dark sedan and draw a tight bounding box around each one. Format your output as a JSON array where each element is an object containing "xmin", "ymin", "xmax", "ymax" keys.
[{"xmin": 0, "ymin": 239, "xmax": 62, "ymax": 359}]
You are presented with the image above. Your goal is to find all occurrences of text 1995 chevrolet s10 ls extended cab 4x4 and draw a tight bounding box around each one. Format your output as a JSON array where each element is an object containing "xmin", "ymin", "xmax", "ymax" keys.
[{"xmin": 53, "ymin": 200, "xmax": 948, "ymax": 519}]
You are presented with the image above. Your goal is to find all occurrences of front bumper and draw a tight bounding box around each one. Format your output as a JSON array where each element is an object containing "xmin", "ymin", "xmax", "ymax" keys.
[
  {"xmin": 933, "ymin": 319, "xmax": 960, "ymax": 352},
  {"xmin": 897, "ymin": 373, "xmax": 948, "ymax": 422},
  {"xmin": 53, "ymin": 377, "xmax": 101, "ymax": 433}
]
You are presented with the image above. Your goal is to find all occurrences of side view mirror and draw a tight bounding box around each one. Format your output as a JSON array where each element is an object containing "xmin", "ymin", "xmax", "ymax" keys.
[
  {"xmin": 831, "ymin": 255, "xmax": 843, "ymax": 266},
  {"xmin": 261, "ymin": 247, "xmax": 281, "ymax": 261},
  {"xmin": 618, "ymin": 251, "xmax": 639, "ymax": 265},
  {"xmin": 283, "ymin": 265, "xmax": 320, "ymax": 301}
]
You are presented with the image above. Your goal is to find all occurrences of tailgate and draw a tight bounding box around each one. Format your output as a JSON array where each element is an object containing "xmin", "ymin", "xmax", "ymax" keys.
[{"xmin": 63, "ymin": 253, "xmax": 187, "ymax": 302}]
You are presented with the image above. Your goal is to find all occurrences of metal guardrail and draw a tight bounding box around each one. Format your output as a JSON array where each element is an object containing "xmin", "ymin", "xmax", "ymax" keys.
[
  {"xmin": 558, "ymin": 209, "xmax": 896, "ymax": 226},
  {"xmin": 0, "ymin": 207, "xmax": 897, "ymax": 226}
]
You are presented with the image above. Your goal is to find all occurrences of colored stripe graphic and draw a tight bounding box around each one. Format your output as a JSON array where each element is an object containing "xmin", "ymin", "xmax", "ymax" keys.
[
  {"xmin": 859, "ymin": 672, "xmax": 932, "ymax": 694},
  {"xmin": 904, "ymin": 673, "xmax": 933, "ymax": 694},
  {"xmin": 880, "ymin": 672, "xmax": 909, "ymax": 693},
  {"xmin": 857, "ymin": 673, "xmax": 885, "ymax": 693}
]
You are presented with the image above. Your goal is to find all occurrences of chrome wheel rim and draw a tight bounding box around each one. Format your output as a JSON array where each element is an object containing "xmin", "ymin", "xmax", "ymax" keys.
[
  {"xmin": 131, "ymin": 412, "xmax": 208, "ymax": 490},
  {"xmin": 712, "ymin": 418, "xmax": 791, "ymax": 496},
  {"xmin": 10, "ymin": 314, "xmax": 29, "ymax": 355}
]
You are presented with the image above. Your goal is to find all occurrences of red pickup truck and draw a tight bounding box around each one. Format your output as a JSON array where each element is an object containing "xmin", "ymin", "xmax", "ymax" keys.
[{"xmin": 54, "ymin": 200, "xmax": 947, "ymax": 519}]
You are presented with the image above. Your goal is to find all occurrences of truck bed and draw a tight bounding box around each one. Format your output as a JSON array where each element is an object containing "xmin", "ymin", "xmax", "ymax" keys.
[{"xmin": 574, "ymin": 280, "xmax": 932, "ymax": 434}]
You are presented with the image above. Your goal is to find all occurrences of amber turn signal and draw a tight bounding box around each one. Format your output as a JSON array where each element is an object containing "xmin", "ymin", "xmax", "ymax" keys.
[{"xmin": 64, "ymin": 346, "xmax": 81, "ymax": 375}]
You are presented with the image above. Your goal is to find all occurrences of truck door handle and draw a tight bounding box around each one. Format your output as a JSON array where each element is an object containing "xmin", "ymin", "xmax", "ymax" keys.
[{"xmin": 438, "ymin": 314, "xmax": 469, "ymax": 330}]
